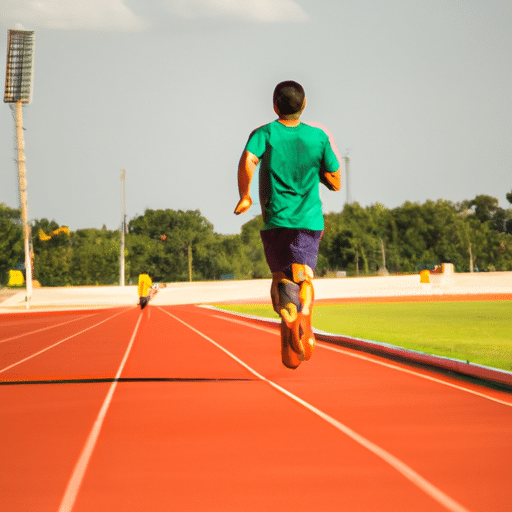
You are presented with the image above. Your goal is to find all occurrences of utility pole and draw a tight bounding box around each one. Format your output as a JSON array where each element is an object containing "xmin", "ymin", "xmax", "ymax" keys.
[
  {"xmin": 120, "ymin": 169, "xmax": 126, "ymax": 286},
  {"xmin": 4, "ymin": 30, "xmax": 36, "ymax": 308},
  {"xmin": 343, "ymin": 152, "xmax": 351, "ymax": 205}
]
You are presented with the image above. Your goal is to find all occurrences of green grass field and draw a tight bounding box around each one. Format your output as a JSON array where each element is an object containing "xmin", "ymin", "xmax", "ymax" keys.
[{"xmin": 215, "ymin": 301, "xmax": 512, "ymax": 372}]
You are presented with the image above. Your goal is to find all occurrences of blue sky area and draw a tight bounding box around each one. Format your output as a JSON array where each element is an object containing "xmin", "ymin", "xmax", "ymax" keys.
[{"xmin": 1, "ymin": 0, "xmax": 511, "ymax": 234}]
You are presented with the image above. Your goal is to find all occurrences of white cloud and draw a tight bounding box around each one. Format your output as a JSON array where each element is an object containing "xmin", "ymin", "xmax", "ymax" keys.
[
  {"xmin": 2, "ymin": 0, "xmax": 148, "ymax": 32},
  {"xmin": 1, "ymin": 0, "xmax": 307, "ymax": 32},
  {"xmin": 166, "ymin": 0, "xmax": 308, "ymax": 23}
]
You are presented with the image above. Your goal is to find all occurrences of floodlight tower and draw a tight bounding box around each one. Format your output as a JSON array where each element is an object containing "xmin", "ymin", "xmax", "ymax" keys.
[{"xmin": 4, "ymin": 29, "xmax": 35, "ymax": 308}]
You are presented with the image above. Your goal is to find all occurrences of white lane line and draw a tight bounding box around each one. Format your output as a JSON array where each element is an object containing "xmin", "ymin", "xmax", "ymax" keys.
[
  {"xmin": 160, "ymin": 307, "xmax": 472, "ymax": 512},
  {"xmin": 0, "ymin": 314, "xmax": 95, "ymax": 344},
  {"xmin": 0, "ymin": 309, "xmax": 129, "ymax": 375},
  {"xmin": 211, "ymin": 314, "xmax": 279, "ymax": 335},
  {"xmin": 318, "ymin": 343, "xmax": 512, "ymax": 408},
  {"xmin": 212, "ymin": 312, "xmax": 512, "ymax": 407},
  {"xmin": 58, "ymin": 313, "xmax": 143, "ymax": 512}
]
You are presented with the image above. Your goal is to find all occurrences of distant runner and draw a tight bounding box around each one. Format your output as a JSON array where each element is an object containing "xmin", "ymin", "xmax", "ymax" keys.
[{"xmin": 137, "ymin": 273, "xmax": 153, "ymax": 309}]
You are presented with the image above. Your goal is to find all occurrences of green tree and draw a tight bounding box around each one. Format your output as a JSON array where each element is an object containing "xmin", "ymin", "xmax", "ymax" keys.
[
  {"xmin": 125, "ymin": 233, "xmax": 160, "ymax": 281},
  {"xmin": 344, "ymin": 203, "xmax": 380, "ymax": 275},
  {"xmin": 492, "ymin": 207, "xmax": 508, "ymax": 233},
  {"xmin": 32, "ymin": 219, "xmax": 72, "ymax": 286},
  {"xmin": 70, "ymin": 228, "xmax": 120, "ymax": 285},
  {"xmin": 128, "ymin": 209, "xmax": 215, "ymax": 282},
  {"xmin": 320, "ymin": 204, "xmax": 376, "ymax": 276},
  {"xmin": 204, "ymin": 234, "xmax": 254, "ymax": 280},
  {"xmin": 240, "ymin": 216, "xmax": 269, "ymax": 279},
  {"xmin": 0, "ymin": 204, "xmax": 23, "ymax": 285},
  {"xmin": 368, "ymin": 203, "xmax": 393, "ymax": 273},
  {"xmin": 468, "ymin": 195, "xmax": 499, "ymax": 224},
  {"xmin": 319, "ymin": 219, "xmax": 355, "ymax": 274}
]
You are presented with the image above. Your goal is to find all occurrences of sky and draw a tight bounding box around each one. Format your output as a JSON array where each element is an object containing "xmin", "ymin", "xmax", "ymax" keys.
[{"xmin": 1, "ymin": 0, "xmax": 511, "ymax": 235}]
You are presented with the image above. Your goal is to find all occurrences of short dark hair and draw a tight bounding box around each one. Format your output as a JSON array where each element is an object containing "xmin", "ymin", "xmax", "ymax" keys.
[{"xmin": 273, "ymin": 81, "xmax": 305, "ymax": 116}]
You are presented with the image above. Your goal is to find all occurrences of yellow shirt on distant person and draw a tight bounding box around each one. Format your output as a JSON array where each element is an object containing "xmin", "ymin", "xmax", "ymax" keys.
[{"xmin": 138, "ymin": 274, "xmax": 152, "ymax": 297}]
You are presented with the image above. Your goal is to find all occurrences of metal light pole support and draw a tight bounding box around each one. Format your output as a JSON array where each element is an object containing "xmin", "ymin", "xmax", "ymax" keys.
[
  {"xmin": 120, "ymin": 169, "xmax": 126, "ymax": 286},
  {"xmin": 15, "ymin": 101, "xmax": 33, "ymax": 305},
  {"xmin": 343, "ymin": 155, "xmax": 351, "ymax": 205}
]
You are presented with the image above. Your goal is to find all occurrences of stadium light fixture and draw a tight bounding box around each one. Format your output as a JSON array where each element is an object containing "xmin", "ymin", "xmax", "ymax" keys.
[
  {"xmin": 4, "ymin": 30, "xmax": 35, "ymax": 104},
  {"xmin": 4, "ymin": 29, "xmax": 36, "ymax": 308}
]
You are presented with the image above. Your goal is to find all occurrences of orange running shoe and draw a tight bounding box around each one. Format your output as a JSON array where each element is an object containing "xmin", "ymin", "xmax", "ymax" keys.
[
  {"xmin": 298, "ymin": 280, "xmax": 315, "ymax": 361},
  {"xmin": 280, "ymin": 320, "xmax": 302, "ymax": 369},
  {"xmin": 278, "ymin": 279, "xmax": 305, "ymax": 360}
]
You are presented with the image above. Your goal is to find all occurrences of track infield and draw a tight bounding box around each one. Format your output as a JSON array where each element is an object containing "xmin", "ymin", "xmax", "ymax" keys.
[{"xmin": 213, "ymin": 294, "xmax": 512, "ymax": 373}]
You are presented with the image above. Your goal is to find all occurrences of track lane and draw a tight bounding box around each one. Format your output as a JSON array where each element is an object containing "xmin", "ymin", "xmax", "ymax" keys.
[
  {"xmin": 58, "ymin": 314, "xmax": 143, "ymax": 512},
  {"xmin": 0, "ymin": 308, "xmax": 133, "ymax": 378},
  {"xmin": 171, "ymin": 305, "xmax": 512, "ymax": 512},
  {"xmin": 0, "ymin": 311, "xmax": 96, "ymax": 344},
  {"xmin": 0, "ymin": 308, "xmax": 136, "ymax": 381},
  {"xmin": 70, "ymin": 305, "xmax": 454, "ymax": 512},
  {"xmin": 0, "ymin": 307, "xmax": 141, "ymax": 512},
  {"xmin": 1, "ymin": 380, "xmax": 114, "ymax": 511},
  {"xmin": 121, "ymin": 306, "xmax": 256, "ymax": 381},
  {"xmin": 1, "ymin": 304, "xmax": 510, "ymax": 511},
  {"xmin": 318, "ymin": 343, "xmax": 512, "ymax": 407}
]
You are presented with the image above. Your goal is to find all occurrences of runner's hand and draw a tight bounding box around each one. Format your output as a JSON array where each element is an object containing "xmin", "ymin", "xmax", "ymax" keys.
[{"xmin": 234, "ymin": 196, "xmax": 252, "ymax": 215}]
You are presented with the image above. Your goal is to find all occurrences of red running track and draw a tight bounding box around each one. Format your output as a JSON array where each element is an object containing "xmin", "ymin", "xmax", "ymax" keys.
[{"xmin": 1, "ymin": 304, "xmax": 511, "ymax": 512}]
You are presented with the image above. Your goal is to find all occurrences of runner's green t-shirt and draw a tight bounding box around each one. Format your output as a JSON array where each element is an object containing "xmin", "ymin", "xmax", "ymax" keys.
[{"xmin": 245, "ymin": 120, "xmax": 339, "ymax": 231}]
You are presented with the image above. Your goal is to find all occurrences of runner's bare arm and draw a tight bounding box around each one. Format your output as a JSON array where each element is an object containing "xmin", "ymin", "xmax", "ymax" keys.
[{"xmin": 234, "ymin": 151, "xmax": 260, "ymax": 215}]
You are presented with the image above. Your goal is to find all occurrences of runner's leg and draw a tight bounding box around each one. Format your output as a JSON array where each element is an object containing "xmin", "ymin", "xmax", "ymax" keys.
[{"xmin": 292, "ymin": 263, "xmax": 315, "ymax": 361}]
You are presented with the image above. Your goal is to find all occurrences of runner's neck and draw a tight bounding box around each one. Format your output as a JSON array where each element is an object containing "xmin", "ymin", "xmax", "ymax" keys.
[{"xmin": 277, "ymin": 119, "xmax": 301, "ymax": 127}]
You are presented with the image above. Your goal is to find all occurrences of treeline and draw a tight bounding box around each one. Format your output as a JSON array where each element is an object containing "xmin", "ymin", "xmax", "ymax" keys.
[
  {"xmin": 1, "ymin": 193, "xmax": 512, "ymax": 287},
  {"xmin": 320, "ymin": 195, "xmax": 512, "ymax": 275},
  {"xmin": 0, "ymin": 206, "xmax": 266, "ymax": 286}
]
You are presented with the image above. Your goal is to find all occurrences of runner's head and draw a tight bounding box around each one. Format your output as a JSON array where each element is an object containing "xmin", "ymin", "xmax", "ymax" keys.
[{"xmin": 273, "ymin": 81, "xmax": 306, "ymax": 120}]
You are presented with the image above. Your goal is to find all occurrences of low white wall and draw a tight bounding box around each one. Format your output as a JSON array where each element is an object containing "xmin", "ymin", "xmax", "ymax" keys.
[{"xmin": 2, "ymin": 271, "xmax": 512, "ymax": 310}]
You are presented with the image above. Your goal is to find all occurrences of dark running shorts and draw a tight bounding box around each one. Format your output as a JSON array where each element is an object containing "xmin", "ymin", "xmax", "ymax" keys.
[{"xmin": 260, "ymin": 228, "xmax": 323, "ymax": 274}]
